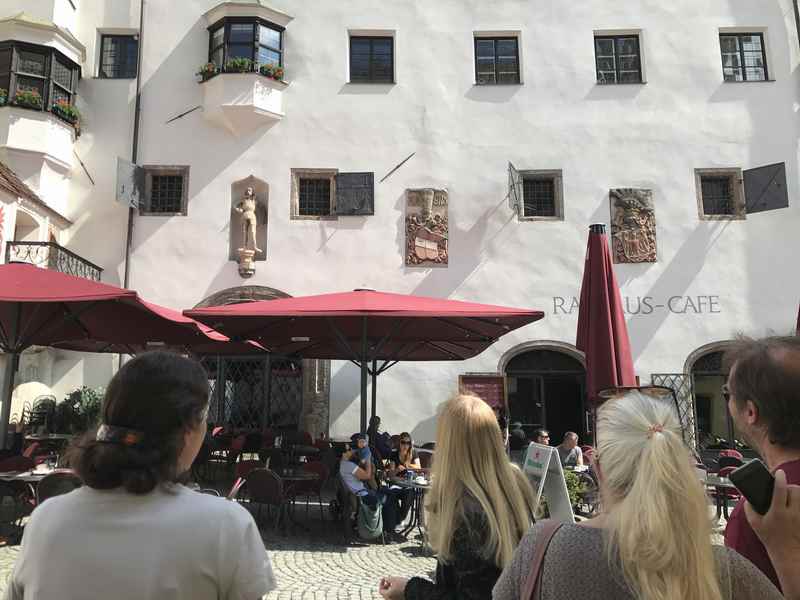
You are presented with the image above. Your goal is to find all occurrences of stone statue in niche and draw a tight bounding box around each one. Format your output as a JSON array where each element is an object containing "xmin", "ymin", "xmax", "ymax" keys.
[
  {"xmin": 229, "ymin": 177, "xmax": 268, "ymax": 278},
  {"xmin": 405, "ymin": 188, "xmax": 448, "ymax": 267},
  {"xmin": 609, "ymin": 188, "xmax": 657, "ymax": 263}
]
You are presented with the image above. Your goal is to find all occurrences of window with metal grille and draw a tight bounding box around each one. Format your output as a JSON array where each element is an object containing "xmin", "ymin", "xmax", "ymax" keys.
[
  {"xmin": 99, "ymin": 35, "xmax": 139, "ymax": 79},
  {"xmin": 719, "ymin": 33, "xmax": 768, "ymax": 82},
  {"xmin": 700, "ymin": 175, "xmax": 735, "ymax": 215},
  {"xmin": 142, "ymin": 166, "xmax": 189, "ymax": 215},
  {"xmin": 522, "ymin": 178, "xmax": 556, "ymax": 217},
  {"xmin": 595, "ymin": 35, "xmax": 642, "ymax": 84},
  {"xmin": 475, "ymin": 37, "xmax": 520, "ymax": 85},
  {"xmin": 349, "ymin": 37, "xmax": 394, "ymax": 83},
  {"xmin": 0, "ymin": 41, "xmax": 80, "ymax": 110},
  {"xmin": 298, "ymin": 178, "xmax": 332, "ymax": 216}
]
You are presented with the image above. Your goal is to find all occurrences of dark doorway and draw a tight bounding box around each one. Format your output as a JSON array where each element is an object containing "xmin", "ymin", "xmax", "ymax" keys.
[{"xmin": 505, "ymin": 349, "xmax": 589, "ymax": 445}]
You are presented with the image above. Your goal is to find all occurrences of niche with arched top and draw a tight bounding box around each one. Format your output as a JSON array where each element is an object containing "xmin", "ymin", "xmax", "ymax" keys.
[{"xmin": 228, "ymin": 176, "xmax": 268, "ymax": 262}]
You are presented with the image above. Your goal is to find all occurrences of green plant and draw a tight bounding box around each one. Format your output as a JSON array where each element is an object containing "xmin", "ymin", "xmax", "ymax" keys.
[
  {"xmin": 51, "ymin": 99, "xmax": 80, "ymax": 124},
  {"xmin": 13, "ymin": 88, "xmax": 42, "ymax": 109},
  {"xmin": 0, "ymin": 88, "xmax": 7, "ymax": 105},
  {"xmin": 196, "ymin": 62, "xmax": 218, "ymax": 81},
  {"xmin": 564, "ymin": 470, "xmax": 588, "ymax": 506},
  {"xmin": 225, "ymin": 57, "xmax": 253, "ymax": 73},
  {"xmin": 259, "ymin": 63, "xmax": 284, "ymax": 81},
  {"xmin": 54, "ymin": 386, "xmax": 104, "ymax": 433}
]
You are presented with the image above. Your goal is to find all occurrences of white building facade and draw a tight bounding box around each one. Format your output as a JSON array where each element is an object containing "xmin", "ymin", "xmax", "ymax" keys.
[{"xmin": 1, "ymin": 0, "xmax": 799, "ymax": 445}]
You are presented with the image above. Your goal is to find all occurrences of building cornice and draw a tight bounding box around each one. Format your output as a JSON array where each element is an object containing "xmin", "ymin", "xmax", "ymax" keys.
[
  {"xmin": 203, "ymin": 2, "xmax": 293, "ymax": 28},
  {"xmin": 0, "ymin": 12, "xmax": 86, "ymax": 62}
]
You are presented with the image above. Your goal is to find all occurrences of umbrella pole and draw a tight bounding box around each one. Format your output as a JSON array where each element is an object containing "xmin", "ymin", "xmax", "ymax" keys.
[
  {"xmin": 371, "ymin": 359, "xmax": 377, "ymax": 422},
  {"xmin": 360, "ymin": 318, "xmax": 368, "ymax": 433},
  {"xmin": 0, "ymin": 351, "xmax": 19, "ymax": 450}
]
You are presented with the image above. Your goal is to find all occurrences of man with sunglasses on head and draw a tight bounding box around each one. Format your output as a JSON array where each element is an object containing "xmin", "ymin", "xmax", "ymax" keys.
[{"xmin": 723, "ymin": 336, "xmax": 800, "ymax": 592}]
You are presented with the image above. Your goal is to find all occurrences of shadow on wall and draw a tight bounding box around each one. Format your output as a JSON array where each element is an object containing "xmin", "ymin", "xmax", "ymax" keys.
[
  {"xmin": 410, "ymin": 412, "xmax": 438, "ymax": 447},
  {"xmin": 464, "ymin": 84, "xmax": 522, "ymax": 103}
]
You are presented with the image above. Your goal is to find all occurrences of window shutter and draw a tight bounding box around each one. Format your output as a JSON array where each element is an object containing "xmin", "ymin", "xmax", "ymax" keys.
[
  {"xmin": 334, "ymin": 172, "xmax": 374, "ymax": 215},
  {"xmin": 115, "ymin": 157, "xmax": 144, "ymax": 209},
  {"xmin": 508, "ymin": 162, "xmax": 522, "ymax": 213},
  {"xmin": 743, "ymin": 162, "xmax": 788, "ymax": 214}
]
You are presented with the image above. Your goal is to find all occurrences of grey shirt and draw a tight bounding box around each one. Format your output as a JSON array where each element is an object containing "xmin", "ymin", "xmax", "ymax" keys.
[
  {"xmin": 493, "ymin": 521, "xmax": 783, "ymax": 600},
  {"xmin": 556, "ymin": 445, "xmax": 582, "ymax": 467}
]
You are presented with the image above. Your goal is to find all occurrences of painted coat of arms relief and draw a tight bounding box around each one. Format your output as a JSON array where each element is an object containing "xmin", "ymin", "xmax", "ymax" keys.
[{"xmin": 609, "ymin": 188, "xmax": 657, "ymax": 263}]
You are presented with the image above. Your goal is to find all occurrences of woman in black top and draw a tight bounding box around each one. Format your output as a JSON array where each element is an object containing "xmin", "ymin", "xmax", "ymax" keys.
[
  {"xmin": 387, "ymin": 432, "xmax": 421, "ymax": 525},
  {"xmin": 379, "ymin": 394, "xmax": 536, "ymax": 600}
]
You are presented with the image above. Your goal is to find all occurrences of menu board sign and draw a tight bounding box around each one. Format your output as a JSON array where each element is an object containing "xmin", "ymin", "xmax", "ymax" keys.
[{"xmin": 458, "ymin": 373, "xmax": 507, "ymax": 410}]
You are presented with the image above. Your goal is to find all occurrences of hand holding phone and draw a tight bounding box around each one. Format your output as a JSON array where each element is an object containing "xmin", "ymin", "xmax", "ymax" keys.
[{"xmin": 729, "ymin": 459, "xmax": 775, "ymax": 515}]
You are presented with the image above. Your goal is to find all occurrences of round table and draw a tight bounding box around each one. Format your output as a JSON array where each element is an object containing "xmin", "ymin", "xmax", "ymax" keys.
[
  {"xmin": 25, "ymin": 434, "xmax": 74, "ymax": 442},
  {"xmin": 704, "ymin": 475, "xmax": 739, "ymax": 520},
  {"xmin": 389, "ymin": 477, "xmax": 430, "ymax": 542},
  {"xmin": 277, "ymin": 470, "xmax": 320, "ymax": 531}
]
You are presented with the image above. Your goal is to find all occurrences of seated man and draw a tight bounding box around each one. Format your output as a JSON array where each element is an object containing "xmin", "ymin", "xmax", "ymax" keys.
[
  {"xmin": 339, "ymin": 445, "xmax": 400, "ymax": 539},
  {"xmin": 509, "ymin": 422, "xmax": 528, "ymax": 451},
  {"xmin": 533, "ymin": 429, "xmax": 551, "ymax": 446},
  {"xmin": 557, "ymin": 431, "xmax": 584, "ymax": 467}
]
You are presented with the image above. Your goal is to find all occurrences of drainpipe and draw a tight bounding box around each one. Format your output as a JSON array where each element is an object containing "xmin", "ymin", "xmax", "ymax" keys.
[
  {"xmin": 794, "ymin": 0, "xmax": 800, "ymax": 51},
  {"xmin": 123, "ymin": 0, "xmax": 145, "ymax": 289}
]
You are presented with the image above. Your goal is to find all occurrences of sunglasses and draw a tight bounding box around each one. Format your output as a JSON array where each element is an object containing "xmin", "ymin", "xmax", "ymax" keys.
[{"xmin": 399, "ymin": 440, "xmax": 412, "ymax": 446}]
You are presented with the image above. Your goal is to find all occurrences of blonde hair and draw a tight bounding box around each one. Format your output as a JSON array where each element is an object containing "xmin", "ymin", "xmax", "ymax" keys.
[
  {"xmin": 597, "ymin": 391, "xmax": 722, "ymax": 600},
  {"xmin": 426, "ymin": 394, "xmax": 536, "ymax": 568}
]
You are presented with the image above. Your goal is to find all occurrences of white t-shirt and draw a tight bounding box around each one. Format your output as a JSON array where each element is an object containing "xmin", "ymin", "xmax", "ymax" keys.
[{"xmin": 4, "ymin": 484, "xmax": 276, "ymax": 600}]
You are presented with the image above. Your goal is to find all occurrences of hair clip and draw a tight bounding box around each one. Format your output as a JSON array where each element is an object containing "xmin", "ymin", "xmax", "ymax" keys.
[
  {"xmin": 647, "ymin": 423, "xmax": 664, "ymax": 438},
  {"xmin": 96, "ymin": 424, "xmax": 145, "ymax": 447}
]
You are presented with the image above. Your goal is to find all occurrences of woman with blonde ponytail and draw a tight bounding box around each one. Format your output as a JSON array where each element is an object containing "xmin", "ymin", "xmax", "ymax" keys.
[
  {"xmin": 379, "ymin": 394, "xmax": 536, "ymax": 599},
  {"xmin": 493, "ymin": 389, "xmax": 783, "ymax": 600}
]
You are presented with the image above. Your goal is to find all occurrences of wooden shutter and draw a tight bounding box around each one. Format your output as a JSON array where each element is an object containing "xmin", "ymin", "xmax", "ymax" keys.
[
  {"xmin": 335, "ymin": 172, "xmax": 374, "ymax": 215},
  {"xmin": 508, "ymin": 162, "xmax": 522, "ymax": 213},
  {"xmin": 744, "ymin": 162, "xmax": 789, "ymax": 214},
  {"xmin": 115, "ymin": 157, "xmax": 144, "ymax": 209}
]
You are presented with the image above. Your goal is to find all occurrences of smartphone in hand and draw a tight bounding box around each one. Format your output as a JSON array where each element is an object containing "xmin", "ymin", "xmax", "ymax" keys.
[{"xmin": 728, "ymin": 459, "xmax": 775, "ymax": 515}]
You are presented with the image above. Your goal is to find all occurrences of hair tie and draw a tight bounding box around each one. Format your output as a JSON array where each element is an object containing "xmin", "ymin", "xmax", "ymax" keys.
[
  {"xmin": 647, "ymin": 423, "xmax": 664, "ymax": 438},
  {"xmin": 96, "ymin": 424, "xmax": 145, "ymax": 447}
]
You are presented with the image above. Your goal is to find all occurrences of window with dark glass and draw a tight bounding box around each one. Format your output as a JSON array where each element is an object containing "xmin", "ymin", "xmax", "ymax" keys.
[
  {"xmin": 298, "ymin": 178, "xmax": 333, "ymax": 216},
  {"xmin": 522, "ymin": 178, "xmax": 556, "ymax": 217},
  {"xmin": 594, "ymin": 35, "xmax": 642, "ymax": 84},
  {"xmin": 142, "ymin": 166, "xmax": 189, "ymax": 215},
  {"xmin": 719, "ymin": 33, "xmax": 767, "ymax": 82},
  {"xmin": 700, "ymin": 176, "xmax": 735, "ymax": 215},
  {"xmin": 475, "ymin": 38, "xmax": 520, "ymax": 85},
  {"xmin": 0, "ymin": 41, "xmax": 80, "ymax": 110},
  {"xmin": 99, "ymin": 35, "xmax": 138, "ymax": 78},
  {"xmin": 349, "ymin": 37, "xmax": 393, "ymax": 83},
  {"xmin": 206, "ymin": 18, "xmax": 283, "ymax": 70}
]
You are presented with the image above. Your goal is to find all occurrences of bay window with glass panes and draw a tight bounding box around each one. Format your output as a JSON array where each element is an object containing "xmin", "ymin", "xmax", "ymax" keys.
[
  {"xmin": 0, "ymin": 42, "xmax": 80, "ymax": 112},
  {"xmin": 206, "ymin": 17, "xmax": 283, "ymax": 73},
  {"xmin": 719, "ymin": 33, "xmax": 768, "ymax": 82}
]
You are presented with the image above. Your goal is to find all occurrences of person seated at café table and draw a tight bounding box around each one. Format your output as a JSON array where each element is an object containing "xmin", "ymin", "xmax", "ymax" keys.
[
  {"xmin": 367, "ymin": 415, "xmax": 393, "ymax": 460},
  {"xmin": 556, "ymin": 431, "xmax": 584, "ymax": 467},
  {"xmin": 339, "ymin": 444, "xmax": 399, "ymax": 539},
  {"xmin": 533, "ymin": 429, "xmax": 551, "ymax": 446},
  {"xmin": 387, "ymin": 432, "xmax": 422, "ymax": 525},
  {"xmin": 509, "ymin": 423, "xmax": 528, "ymax": 451},
  {"xmin": 3, "ymin": 351, "xmax": 276, "ymax": 600}
]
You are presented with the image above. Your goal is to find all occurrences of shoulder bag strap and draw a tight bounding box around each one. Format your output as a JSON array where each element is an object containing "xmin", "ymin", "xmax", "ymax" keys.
[{"xmin": 520, "ymin": 520, "xmax": 564, "ymax": 600}]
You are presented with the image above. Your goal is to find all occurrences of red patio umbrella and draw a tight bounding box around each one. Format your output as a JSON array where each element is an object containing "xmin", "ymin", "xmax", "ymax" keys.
[
  {"xmin": 186, "ymin": 289, "xmax": 544, "ymax": 431},
  {"xmin": 576, "ymin": 224, "xmax": 636, "ymax": 405},
  {"xmin": 0, "ymin": 263, "xmax": 252, "ymax": 446},
  {"xmin": 796, "ymin": 302, "xmax": 799, "ymax": 335}
]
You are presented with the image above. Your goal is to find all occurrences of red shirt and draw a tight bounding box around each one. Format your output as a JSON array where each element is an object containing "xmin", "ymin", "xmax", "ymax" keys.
[{"xmin": 724, "ymin": 458, "xmax": 800, "ymax": 591}]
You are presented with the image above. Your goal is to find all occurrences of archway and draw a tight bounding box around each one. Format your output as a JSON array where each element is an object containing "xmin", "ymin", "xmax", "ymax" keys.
[
  {"xmin": 193, "ymin": 286, "xmax": 330, "ymax": 437},
  {"xmin": 13, "ymin": 210, "xmax": 40, "ymax": 242},
  {"xmin": 503, "ymin": 343, "xmax": 589, "ymax": 445}
]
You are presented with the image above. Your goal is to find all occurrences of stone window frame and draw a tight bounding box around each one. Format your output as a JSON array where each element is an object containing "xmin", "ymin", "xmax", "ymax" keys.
[
  {"xmin": 473, "ymin": 31, "xmax": 523, "ymax": 86},
  {"xmin": 593, "ymin": 29, "xmax": 647, "ymax": 85},
  {"xmin": 518, "ymin": 169, "xmax": 564, "ymax": 221},
  {"xmin": 718, "ymin": 27, "xmax": 774, "ymax": 83},
  {"xmin": 694, "ymin": 167, "xmax": 746, "ymax": 221},
  {"xmin": 290, "ymin": 168, "xmax": 338, "ymax": 221},
  {"xmin": 140, "ymin": 165, "xmax": 190, "ymax": 216}
]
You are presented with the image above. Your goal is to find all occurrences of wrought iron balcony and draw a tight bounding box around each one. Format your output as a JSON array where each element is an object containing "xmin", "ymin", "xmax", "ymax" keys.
[{"xmin": 5, "ymin": 241, "xmax": 102, "ymax": 281}]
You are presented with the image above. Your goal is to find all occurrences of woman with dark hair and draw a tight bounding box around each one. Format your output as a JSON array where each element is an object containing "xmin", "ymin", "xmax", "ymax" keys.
[{"xmin": 4, "ymin": 351, "xmax": 276, "ymax": 600}]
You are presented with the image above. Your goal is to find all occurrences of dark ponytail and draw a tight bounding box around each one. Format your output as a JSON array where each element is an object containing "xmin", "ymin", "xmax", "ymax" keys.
[{"xmin": 68, "ymin": 351, "xmax": 209, "ymax": 494}]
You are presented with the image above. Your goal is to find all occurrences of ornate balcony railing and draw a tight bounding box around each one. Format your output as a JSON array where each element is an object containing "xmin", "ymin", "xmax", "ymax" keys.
[{"xmin": 5, "ymin": 241, "xmax": 102, "ymax": 281}]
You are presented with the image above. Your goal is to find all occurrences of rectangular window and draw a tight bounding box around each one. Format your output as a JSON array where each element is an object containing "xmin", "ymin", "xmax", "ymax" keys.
[
  {"xmin": 99, "ymin": 35, "xmax": 139, "ymax": 79},
  {"xmin": 595, "ymin": 35, "xmax": 642, "ymax": 84},
  {"xmin": 475, "ymin": 37, "xmax": 520, "ymax": 85},
  {"xmin": 700, "ymin": 176, "xmax": 734, "ymax": 215},
  {"xmin": 523, "ymin": 178, "xmax": 556, "ymax": 217},
  {"xmin": 298, "ymin": 178, "xmax": 332, "ymax": 216},
  {"xmin": 258, "ymin": 24, "xmax": 282, "ymax": 67},
  {"xmin": 349, "ymin": 37, "xmax": 394, "ymax": 83},
  {"xmin": 719, "ymin": 33, "xmax": 768, "ymax": 82},
  {"xmin": 210, "ymin": 26, "xmax": 224, "ymax": 69},
  {"xmin": 142, "ymin": 166, "xmax": 189, "ymax": 215},
  {"xmin": 228, "ymin": 23, "xmax": 255, "ymax": 62},
  {"xmin": 695, "ymin": 169, "xmax": 745, "ymax": 220}
]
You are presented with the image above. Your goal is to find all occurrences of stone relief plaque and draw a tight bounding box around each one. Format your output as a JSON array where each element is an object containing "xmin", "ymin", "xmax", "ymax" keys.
[
  {"xmin": 405, "ymin": 188, "xmax": 448, "ymax": 267},
  {"xmin": 609, "ymin": 188, "xmax": 656, "ymax": 263}
]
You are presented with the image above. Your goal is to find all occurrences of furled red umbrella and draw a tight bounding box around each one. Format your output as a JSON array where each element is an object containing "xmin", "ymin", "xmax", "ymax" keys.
[
  {"xmin": 796, "ymin": 302, "xmax": 799, "ymax": 335},
  {"xmin": 576, "ymin": 224, "xmax": 636, "ymax": 405},
  {"xmin": 186, "ymin": 288, "xmax": 544, "ymax": 431},
  {"xmin": 0, "ymin": 263, "xmax": 254, "ymax": 446}
]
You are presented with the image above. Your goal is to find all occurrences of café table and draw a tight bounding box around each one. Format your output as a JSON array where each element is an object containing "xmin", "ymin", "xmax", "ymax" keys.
[
  {"xmin": 277, "ymin": 468, "xmax": 320, "ymax": 532},
  {"xmin": 704, "ymin": 474, "xmax": 739, "ymax": 520},
  {"xmin": 389, "ymin": 476, "xmax": 430, "ymax": 543}
]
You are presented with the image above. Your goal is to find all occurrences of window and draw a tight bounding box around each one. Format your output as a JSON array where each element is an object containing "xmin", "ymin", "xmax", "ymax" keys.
[
  {"xmin": 207, "ymin": 18, "xmax": 283, "ymax": 71},
  {"xmin": 719, "ymin": 33, "xmax": 768, "ymax": 82},
  {"xmin": 0, "ymin": 41, "xmax": 80, "ymax": 112},
  {"xmin": 519, "ymin": 170, "xmax": 563, "ymax": 220},
  {"xmin": 349, "ymin": 37, "xmax": 393, "ymax": 83},
  {"xmin": 694, "ymin": 169, "xmax": 745, "ymax": 220},
  {"xmin": 99, "ymin": 35, "xmax": 139, "ymax": 79},
  {"xmin": 291, "ymin": 169, "xmax": 337, "ymax": 219},
  {"xmin": 594, "ymin": 35, "xmax": 642, "ymax": 84},
  {"xmin": 142, "ymin": 166, "xmax": 190, "ymax": 215},
  {"xmin": 474, "ymin": 37, "xmax": 520, "ymax": 84}
]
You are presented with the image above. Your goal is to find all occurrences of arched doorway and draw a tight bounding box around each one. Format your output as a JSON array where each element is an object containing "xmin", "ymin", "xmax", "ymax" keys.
[
  {"xmin": 503, "ymin": 345, "xmax": 589, "ymax": 445},
  {"xmin": 193, "ymin": 286, "xmax": 330, "ymax": 436}
]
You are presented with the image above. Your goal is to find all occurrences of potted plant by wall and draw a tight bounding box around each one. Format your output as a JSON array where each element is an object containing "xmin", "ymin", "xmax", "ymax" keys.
[
  {"xmin": 196, "ymin": 62, "xmax": 217, "ymax": 82},
  {"xmin": 0, "ymin": 88, "xmax": 6, "ymax": 106},
  {"xmin": 259, "ymin": 63, "xmax": 274, "ymax": 78},
  {"xmin": 272, "ymin": 66, "xmax": 284, "ymax": 81},
  {"xmin": 13, "ymin": 89, "xmax": 42, "ymax": 110},
  {"xmin": 51, "ymin": 99, "xmax": 80, "ymax": 125},
  {"xmin": 225, "ymin": 57, "xmax": 253, "ymax": 73}
]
